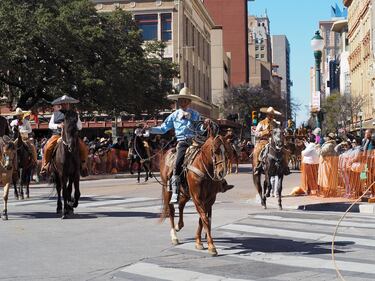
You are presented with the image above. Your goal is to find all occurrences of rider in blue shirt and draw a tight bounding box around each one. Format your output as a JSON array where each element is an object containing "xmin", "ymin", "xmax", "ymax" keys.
[{"xmin": 149, "ymin": 87, "xmax": 203, "ymax": 203}]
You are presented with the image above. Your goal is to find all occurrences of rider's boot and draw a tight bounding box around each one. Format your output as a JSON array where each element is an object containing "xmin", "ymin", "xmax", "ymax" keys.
[
  {"xmin": 220, "ymin": 179, "xmax": 234, "ymax": 193},
  {"xmin": 169, "ymin": 175, "xmax": 180, "ymax": 204}
]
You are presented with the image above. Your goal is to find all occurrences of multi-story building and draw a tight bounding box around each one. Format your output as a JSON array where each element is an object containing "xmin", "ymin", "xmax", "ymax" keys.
[
  {"xmin": 331, "ymin": 18, "xmax": 350, "ymax": 97},
  {"xmin": 344, "ymin": 0, "xmax": 374, "ymax": 127},
  {"xmin": 93, "ymin": 0, "xmax": 224, "ymax": 118},
  {"xmin": 319, "ymin": 20, "xmax": 342, "ymax": 96},
  {"xmin": 202, "ymin": 0, "xmax": 249, "ymax": 86},
  {"xmin": 248, "ymin": 15, "xmax": 282, "ymax": 98},
  {"xmin": 272, "ymin": 35, "xmax": 292, "ymax": 119}
]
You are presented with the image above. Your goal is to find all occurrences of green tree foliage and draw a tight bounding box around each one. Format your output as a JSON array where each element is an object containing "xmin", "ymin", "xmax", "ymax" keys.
[
  {"xmin": 222, "ymin": 85, "xmax": 294, "ymax": 124},
  {"xmin": 0, "ymin": 0, "xmax": 178, "ymax": 113},
  {"xmin": 321, "ymin": 92, "xmax": 366, "ymax": 135}
]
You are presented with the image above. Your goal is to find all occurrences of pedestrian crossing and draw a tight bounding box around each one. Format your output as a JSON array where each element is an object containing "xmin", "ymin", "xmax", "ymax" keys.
[
  {"xmin": 6, "ymin": 192, "xmax": 199, "ymax": 211},
  {"xmin": 114, "ymin": 210, "xmax": 375, "ymax": 281}
]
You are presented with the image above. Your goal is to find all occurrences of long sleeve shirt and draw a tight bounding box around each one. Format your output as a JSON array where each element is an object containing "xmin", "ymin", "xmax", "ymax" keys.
[
  {"xmin": 48, "ymin": 112, "xmax": 83, "ymax": 130},
  {"xmin": 10, "ymin": 119, "xmax": 32, "ymax": 134},
  {"xmin": 149, "ymin": 108, "xmax": 201, "ymax": 141}
]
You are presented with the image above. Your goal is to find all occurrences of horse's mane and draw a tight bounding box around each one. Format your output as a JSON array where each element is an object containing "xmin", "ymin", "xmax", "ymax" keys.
[{"xmin": 64, "ymin": 110, "xmax": 78, "ymax": 134}]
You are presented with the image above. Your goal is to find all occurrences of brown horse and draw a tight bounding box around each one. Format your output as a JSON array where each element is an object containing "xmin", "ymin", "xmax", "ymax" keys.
[
  {"xmin": 1, "ymin": 141, "xmax": 16, "ymax": 220},
  {"xmin": 160, "ymin": 127, "xmax": 229, "ymax": 256}
]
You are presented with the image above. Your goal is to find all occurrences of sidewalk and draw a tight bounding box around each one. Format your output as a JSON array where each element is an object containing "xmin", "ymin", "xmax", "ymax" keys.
[{"xmin": 238, "ymin": 163, "xmax": 375, "ymax": 214}]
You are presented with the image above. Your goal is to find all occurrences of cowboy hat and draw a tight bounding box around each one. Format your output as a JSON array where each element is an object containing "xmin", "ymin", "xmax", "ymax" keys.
[
  {"xmin": 12, "ymin": 107, "xmax": 31, "ymax": 116},
  {"xmin": 327, "ymin": 132, "xmax": 335, "ymax": 139},
  {"xmin": 259, "ymin": 107, "xmax": 282, "ymax": 116},
  {"xmin": 51, "ymin": 95, "xmax": 79, "ymax": 105},
  {"xmin": 167, "ymin": 87, "xmax": 202, "ymax": 102}
]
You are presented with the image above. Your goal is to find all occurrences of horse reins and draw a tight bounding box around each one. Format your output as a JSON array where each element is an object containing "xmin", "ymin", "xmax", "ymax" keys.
[{"xmin": 199, "ymin": 135, "xmax": 228, "ymax": 182}]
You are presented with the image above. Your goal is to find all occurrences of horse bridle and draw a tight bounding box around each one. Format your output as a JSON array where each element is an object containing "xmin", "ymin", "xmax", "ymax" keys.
[{"xmin": 201, "ymin": 135, "xmax": 227, "ymax": 181}]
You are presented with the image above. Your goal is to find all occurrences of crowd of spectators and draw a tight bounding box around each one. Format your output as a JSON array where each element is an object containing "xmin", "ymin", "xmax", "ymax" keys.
[{"xmin": 296, "ymin": 129, "xmax": 375, "ymax": 199}]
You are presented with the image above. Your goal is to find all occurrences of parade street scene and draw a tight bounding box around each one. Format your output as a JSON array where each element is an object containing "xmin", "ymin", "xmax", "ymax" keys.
[{"xmin": 1, "ymin": 0, "xmax": 375, "ymax": 280}]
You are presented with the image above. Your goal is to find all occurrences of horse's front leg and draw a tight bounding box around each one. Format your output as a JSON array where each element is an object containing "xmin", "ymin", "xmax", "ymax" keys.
[
  {"xmin": 277, "ymin": 175, "xmax": 283, "ymax": 210},
  {"xmin": 137, "ymin": 160, "xmax": 141, "ymax": 183},
  {"xmin": 253, "ymin": 173, "xmax": 266, "ymax": 208},
  {"xmin": 144, "ymin": 162, "xmax": 149, "ymax": 182},
  {"xmin": 72, "ymin": 176, "xmax": 80, "ymax": 208},
  {"xmin": 195, "ymin": 217, "xmax": 204, "ymax": 250},
  {"xmin": 195, "ymin": 203, "xmax": 217, "ymax": 256},
  {"xmin": 12, "ymin": 171, "xmax": 19, "ymax": 199},
  {"xmin": 56, "ymin": 179, "xmax": 62, "ymax": 215},
  {"xmin": 62, "ymin": 178, "xmax": 71, "ymax": 219},
  {"xmin": 2, "ymin": 182, "xmax": 10, "ymax": 220}
]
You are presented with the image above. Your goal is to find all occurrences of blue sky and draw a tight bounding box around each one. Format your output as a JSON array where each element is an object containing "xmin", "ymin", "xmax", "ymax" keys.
[{"xmin": 248, "ymin": 0, "xmax": 343, "ymax": 125}]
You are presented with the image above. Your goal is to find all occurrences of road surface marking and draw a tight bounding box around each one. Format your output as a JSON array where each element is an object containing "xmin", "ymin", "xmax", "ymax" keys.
[{"xmin": 121, "ymin": 262, "xmax": 251, "ymax": 281}]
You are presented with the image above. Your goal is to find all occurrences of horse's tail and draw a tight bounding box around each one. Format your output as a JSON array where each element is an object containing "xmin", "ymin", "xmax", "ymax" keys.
[{"xmin": 158, "ymin": 149, "xmax": 170, "ymax": 223}]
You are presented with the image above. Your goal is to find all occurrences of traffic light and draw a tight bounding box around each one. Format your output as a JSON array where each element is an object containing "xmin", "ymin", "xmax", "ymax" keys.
[{"xmin": 252, "ymin": 111, "xmax": 258, "ymax": 125}]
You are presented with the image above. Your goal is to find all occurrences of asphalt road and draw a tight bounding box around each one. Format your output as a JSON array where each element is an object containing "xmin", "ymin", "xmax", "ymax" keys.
[{"xmin": 0, "ymin": 166, "xmax": 374, "ymax": 281}]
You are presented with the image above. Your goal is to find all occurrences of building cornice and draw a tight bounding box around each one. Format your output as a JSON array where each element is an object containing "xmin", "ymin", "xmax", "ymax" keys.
[{"xmin": 348, "ymin": 0, "xmax": 371, "ymax": 39}]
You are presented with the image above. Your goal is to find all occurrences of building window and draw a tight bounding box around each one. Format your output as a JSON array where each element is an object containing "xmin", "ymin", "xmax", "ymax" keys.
[
  {"xmin": 161, "ymin": 13, "xmax": 172, "ymax": 41},
  {"xmin": 255, "ymin": 54, "xmax": 259, "ymax": 58},
  {"xmin": 134, "ymin": 14, "xmax": 158, "ymax": 41},
  {"xmin": 255, "ymin": 45, "xmax": 259, "ymax": 51},
  {"xmin": 260, "ymin": 45, "xmax": 264, "ymax": 50},
  {"xmin": 260, "ymin": 54, "xmax": 264, "ymax": 58}
]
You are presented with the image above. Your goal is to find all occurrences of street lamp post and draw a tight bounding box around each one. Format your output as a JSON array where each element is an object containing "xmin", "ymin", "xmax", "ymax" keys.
[{"xmin": 311, "ymin": 30, "xmax": 324, "ymax": 129}]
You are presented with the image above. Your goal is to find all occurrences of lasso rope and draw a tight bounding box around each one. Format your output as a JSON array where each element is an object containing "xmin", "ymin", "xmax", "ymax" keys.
[{"xmin": 331, "ymin": 180, "xmax": 375, "ymax": 280}]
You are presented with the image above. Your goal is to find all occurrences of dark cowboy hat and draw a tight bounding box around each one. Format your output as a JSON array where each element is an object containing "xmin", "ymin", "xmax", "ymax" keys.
[{"xmin": 51, "ymin": 95, "xmax": 79, "ymax": 105}]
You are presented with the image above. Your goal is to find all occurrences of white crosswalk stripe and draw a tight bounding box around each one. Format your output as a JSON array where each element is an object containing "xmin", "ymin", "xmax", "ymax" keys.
[
  {"xmin": 120, "ymin": 262, "xmax": 252, "ymax": 281},
  {"xmin": 220, "ymin": 223, "xmax": 375, "ymax": 247}
]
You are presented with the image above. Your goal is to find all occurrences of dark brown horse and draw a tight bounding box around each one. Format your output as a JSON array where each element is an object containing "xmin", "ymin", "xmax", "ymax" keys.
[
  {"xmin": 50, "ymin": 110, "xmax": 81, "ymax": 219},
  {"xmin": 12, "ymin": 126, "xmax": 34, "ymax": 200},
  {"xmin": 253, "ymin": 128, "xmax": 287, "ymax": 210},
  {"xmin": 160, "ymin": 125, "xmax": 229, "ymax": 256}
]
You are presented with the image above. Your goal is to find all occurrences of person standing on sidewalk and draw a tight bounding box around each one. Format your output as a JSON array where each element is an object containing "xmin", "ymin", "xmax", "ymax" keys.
[{"xmin": 318, "ymin": 133, "xmax": 338, "ymax": 197}]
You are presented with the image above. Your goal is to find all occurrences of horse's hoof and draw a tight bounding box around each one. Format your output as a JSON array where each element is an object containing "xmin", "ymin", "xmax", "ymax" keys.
[
  {"xmin": 208, "ymin": 247, "xmax": 218, "ymax": 256},
  {"xmin": 195, "ymin": 243, "xmax": 204, "ymax": 250},
  {"xmin": 172, "ymin": 239, "xmax": 179, "ymax": 245},
  {"xmin": 279, "ymin": 206, "xmax": 283, "ymax": 210},
  {"xmin": 175, "ymin": 223, "xmax": 184, "ymax": 232}
]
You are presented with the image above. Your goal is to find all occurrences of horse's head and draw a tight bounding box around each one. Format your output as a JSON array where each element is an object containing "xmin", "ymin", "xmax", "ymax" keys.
[
  {"xmin": 271, "ymin": 128, "xmax": 284, "ymax": 151},
  {"xmin": 209, "ymin": 135, "xmax": 228, "ymax": 180},
  {"xmin": 63, "ymin": 110, "xmax": 79, "ymax": 152}
]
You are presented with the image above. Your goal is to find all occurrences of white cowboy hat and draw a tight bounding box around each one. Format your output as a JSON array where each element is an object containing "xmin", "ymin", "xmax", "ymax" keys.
[
  {"xmin": 51, "ymin": 95, "xmax": 79, "ymax": 105},
  {"xmin": 167, "ymin": 87, "xmax": 202, "ymax": 102},
  {"xmin": 12, "ymin": 107, "xmax": 31, "ymax": 116},
  {"xmin": 259, "ymin": 107, "xmax": 282, "ymax": 116}
]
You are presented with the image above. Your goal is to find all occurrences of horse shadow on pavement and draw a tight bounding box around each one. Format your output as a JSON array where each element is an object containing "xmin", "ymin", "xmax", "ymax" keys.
[
  {"xmin": 11, "ymin": 211, "xmax": 160, "ymax": 220},
  {"xmin": 184, "ymin": 236, "xmax": 354, "ymax": 256}
]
